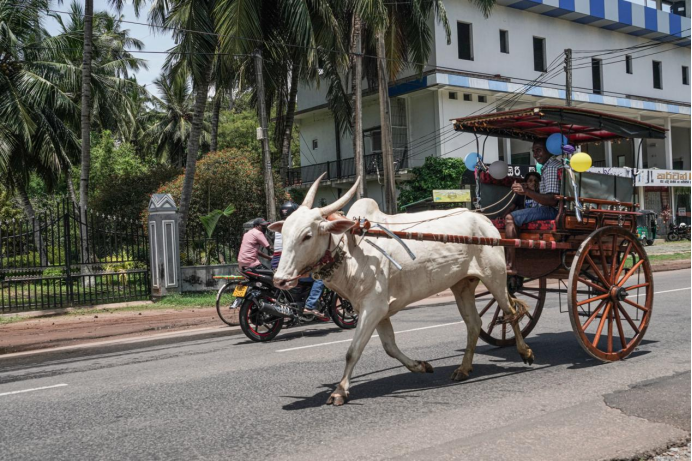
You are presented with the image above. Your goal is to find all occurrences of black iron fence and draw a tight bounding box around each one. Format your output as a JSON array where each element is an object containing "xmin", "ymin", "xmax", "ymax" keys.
[
  {"xmin": 0, "ymin": 200, "xmax": 150, "ymax": 312},
  {"xmin": 179, "ymin": 226, "xmax": 242, "ymax": 267},
  {"xmin": 285, "ymin": 151, "xmax": 409, "ymax": 187}
]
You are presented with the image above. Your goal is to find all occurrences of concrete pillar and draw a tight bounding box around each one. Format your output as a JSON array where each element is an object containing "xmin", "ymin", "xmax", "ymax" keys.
[
  {"xmin": 503, "ymin": 138, "xmax": 512, "ymax": 164},
  {"xmin": 148, "ymin": 194, "xmax": 181, "ymax": 298},
  {"xmin": 686, "ymin": 0, "xmax": 691, "ymax": 18},
  {"xmin": 605, "ymin": 141, "xmax": 613, "ymax": 167},
  {"xmin": 665, "ymin": 118, "xmax": 673, "ymax": 169}
]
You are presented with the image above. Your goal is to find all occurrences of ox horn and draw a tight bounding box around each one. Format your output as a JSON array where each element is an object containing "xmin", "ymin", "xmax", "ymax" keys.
[
  {"xmin": 301, "ymin": 172, "xmax": 326, "ymax": 208},
  {"xmin": 320, "ymin": 176, "xmax": 362, "ymax": 217}
]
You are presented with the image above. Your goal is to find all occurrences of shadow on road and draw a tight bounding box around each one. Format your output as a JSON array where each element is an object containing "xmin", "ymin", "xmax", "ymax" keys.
[{"xmin": 281, "ymin": 331, "xmax": 656, "ymax": 411}]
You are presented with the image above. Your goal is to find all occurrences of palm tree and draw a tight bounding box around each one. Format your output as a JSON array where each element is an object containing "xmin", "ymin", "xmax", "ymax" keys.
[
  {"xmin": 215, "ymin": 0, "xmax": 344, "ymax": 210},
  {"xmin": 140, "ymin": 72, "xmax": 211, "ymax": 167},
  {"xmin": 0, "ymin": 0, "xmax": 81, "ymax": 264}
]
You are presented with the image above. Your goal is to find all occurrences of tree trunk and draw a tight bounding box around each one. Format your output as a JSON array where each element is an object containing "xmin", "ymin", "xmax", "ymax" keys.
[
  {"xmin": 376, "ymin": 31, "xmax": 396, "ymax": 214},
  {"xmin": 209, "ymin": 89, "xmax": 222, "ymax": 153},
  {"xmin": 280, "ymin": 62, "xmax": 299, "ymax": 183},
  {"xmin": 179, "ymin": 70, "xmax": 211, "ymax": 241},
  {"xmin": 66, "ymin": 169, "xmax": 78, "ymax": 209},
  {"xmin": 351, "ymin": 13, "xmax": 366, "ymax": 199},
  {"xmin": 15, "ymin": 180, "xmax": 48, "ymax": 267},
  {"xmin": 79, "ymin": 0, "xmax": 94, "ymax": 272},
  {"xmin": 254, "ymin": 50, "xmax": 277, "ymax": 222}
]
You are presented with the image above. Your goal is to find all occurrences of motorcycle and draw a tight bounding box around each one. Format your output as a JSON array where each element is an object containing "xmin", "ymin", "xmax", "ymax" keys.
[
  {"xmin": 666, "ymin": 222, "xmax": 691, "ymax": 241},
  {"xmin": 216, "ymin": 268, "xmax": 358, "ymax": 342}
]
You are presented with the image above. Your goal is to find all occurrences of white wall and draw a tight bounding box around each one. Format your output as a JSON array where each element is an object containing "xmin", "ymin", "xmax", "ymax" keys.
[{"xmin": 433, "ymin": 2, "xmax": 691, "ymax": 104}]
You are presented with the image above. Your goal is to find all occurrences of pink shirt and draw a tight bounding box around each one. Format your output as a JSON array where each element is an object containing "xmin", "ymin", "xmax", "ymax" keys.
[{"xmin": 237, "ymin": 228, "xmax": 270, "ymax": 267}]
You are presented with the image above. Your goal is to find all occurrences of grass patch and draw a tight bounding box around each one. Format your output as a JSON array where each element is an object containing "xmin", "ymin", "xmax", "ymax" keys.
[
  {"xmin": 0, "ymin": 315, "xmax": 23, "ymax": 325},
  {"xmin": 649, "ymin": 252, "xmax": 691, "ymax": 263}
]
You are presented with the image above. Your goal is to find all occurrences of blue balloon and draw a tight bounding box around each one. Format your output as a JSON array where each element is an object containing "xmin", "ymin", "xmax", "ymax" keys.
[
  {"xmin": 464, "ymin": 152, "xmax": 481, "ymax": 170},
  {"xmin": 546, "ymin": 133, "xmax": 568, "ymax": 155}
]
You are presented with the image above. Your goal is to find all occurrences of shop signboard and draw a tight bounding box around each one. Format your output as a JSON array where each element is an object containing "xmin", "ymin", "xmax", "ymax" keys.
[
  {"xmin": 587, "ymin": 167, "xmax": 692, "ymax": 187},
  {"xmin": 678, "ymin": 207, "xmax": 687, "ymax": 217},
  {"xmin": 433, "ymin": 190, "xmax": 471, "ymax": 203}
]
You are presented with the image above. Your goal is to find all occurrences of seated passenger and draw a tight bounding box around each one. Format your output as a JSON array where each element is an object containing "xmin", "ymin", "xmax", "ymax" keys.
[
  {"xmin": 503, "ymin": 171, "xmax": 541, "ymax": 217},
  {"xmin": 505, "ymin": 140, "xmax": 561, "ymax": 273}
]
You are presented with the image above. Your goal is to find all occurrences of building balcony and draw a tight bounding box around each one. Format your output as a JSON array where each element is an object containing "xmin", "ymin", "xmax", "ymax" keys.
[{"xmin": 285, "ymin": 151, "xmax": 409, "ymax": 187}]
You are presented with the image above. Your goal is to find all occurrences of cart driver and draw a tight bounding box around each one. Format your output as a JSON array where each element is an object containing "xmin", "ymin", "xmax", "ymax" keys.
[{"xmin": 505, "ymin": 140, "xmax": 561, "ymax": 273}]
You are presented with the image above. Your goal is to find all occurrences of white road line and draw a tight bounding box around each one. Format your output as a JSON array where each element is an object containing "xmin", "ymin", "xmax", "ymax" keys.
[
  {"xmin": 0, "ymin": 384, "xmax": 68, "ymax": 397},
  {"xmin": 276, "ymin": 321, "xmax": 463, "ymax": 353},
  {"xmin": 652, "ymin": 287, "xmax": 691, "ymax": 295}
]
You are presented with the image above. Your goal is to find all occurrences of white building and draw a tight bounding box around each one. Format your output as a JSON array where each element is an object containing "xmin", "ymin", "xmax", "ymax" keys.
[{"xmin": 291, "ymin": 0, "xmax": 692, "ymax": 223}]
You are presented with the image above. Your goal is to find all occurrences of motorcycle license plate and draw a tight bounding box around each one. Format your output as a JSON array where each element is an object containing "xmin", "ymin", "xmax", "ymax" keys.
[{"xmin": 232, "ymin": 285, "xmax": 248, "ymax": 298}]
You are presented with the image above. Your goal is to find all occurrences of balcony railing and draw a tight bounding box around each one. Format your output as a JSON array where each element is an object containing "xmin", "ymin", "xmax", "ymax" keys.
[{"xmin": 285, "ymin": 151, "xmax": 409, "ymax": 187}]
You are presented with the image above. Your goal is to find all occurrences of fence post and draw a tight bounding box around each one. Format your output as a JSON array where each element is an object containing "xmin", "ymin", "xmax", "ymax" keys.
[{"xmin": 147, "ymin": 194, "xmax": 181, "ymax": 298}]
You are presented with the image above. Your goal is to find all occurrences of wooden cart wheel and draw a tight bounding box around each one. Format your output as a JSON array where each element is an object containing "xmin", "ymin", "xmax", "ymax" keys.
[
  {"xmin": 568, "ymin": 226, "xmax": 653, "ymax": 362},
  {"xmin": 477, "ymin": 277, "xmax": 546, "ymax": 347}
]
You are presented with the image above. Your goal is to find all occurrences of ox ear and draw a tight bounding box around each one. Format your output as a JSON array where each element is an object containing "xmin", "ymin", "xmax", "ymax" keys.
[
  {"xmin": 319, "ymin": 218, "xmax": 356, "ymax": 235},
  {"xmin": 268, "ymin": 221, "xmax": 284, "ymax": 233}
]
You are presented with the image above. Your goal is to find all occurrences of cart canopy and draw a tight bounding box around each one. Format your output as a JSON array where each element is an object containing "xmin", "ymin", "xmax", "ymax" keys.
[{"xmin": 452, "ymin": 106, "xmax": 667, "ymax": 143}]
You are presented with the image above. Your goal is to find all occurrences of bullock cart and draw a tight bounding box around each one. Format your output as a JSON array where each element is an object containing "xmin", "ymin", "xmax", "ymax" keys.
[{"xmin": 352, "ymin": 106, "xmax": 665, "ymax": 362}]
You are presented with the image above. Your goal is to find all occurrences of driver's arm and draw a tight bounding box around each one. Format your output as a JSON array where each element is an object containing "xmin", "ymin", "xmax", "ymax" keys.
[{"xmin": 524, "ymin": 189, "xmax": 558, "ymax": 207}]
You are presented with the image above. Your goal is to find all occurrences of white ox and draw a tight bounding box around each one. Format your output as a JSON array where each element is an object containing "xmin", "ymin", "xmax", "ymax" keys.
[{"xmin": 270, "ymin": 175, "xmax": 534, "ymax": 406}]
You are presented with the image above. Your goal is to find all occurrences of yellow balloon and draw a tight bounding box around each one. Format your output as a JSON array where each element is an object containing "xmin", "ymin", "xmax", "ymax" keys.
[{"xmin": 571, "ymin": 152, "xmax": 592, "ymax": 173}]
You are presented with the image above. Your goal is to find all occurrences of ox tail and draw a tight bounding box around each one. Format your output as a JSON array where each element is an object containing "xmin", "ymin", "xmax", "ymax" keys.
[{"xmin": 502, "ymin": 297, "xmax": 530, "ymax": 325}]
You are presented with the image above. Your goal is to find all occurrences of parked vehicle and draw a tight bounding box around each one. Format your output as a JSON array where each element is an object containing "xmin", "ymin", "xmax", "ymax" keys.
[
  {"xmin": 636, "ymin": 210, "xmax": 657, "ymax": 246},
  {"xmin": 667, "ymin": 222, "xmax": 691, "ymax": 241},
  {"xmin": 215, "ymin": 269, "xmax": 357, "ymax": 342}
]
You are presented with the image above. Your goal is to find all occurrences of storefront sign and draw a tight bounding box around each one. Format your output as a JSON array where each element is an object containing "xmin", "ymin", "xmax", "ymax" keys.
[
  {"xmin": 636, "ymin": 169, "xmax": 691, "ymax": 187},
  {"xmin": 587, "ymin": 167, "xmax": 692, "ymax": 187},
  {"xmin": 678, "ymin": 207, "xmax": 687, "ymax": 217},
  {"xmin": 433, "ymin": 190, "xmax": 471, "ymax": 203}
]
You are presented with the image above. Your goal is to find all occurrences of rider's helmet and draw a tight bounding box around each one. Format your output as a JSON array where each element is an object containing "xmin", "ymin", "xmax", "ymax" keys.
[{"xmin": 279, "ymin": 201, "xmax": 299, "ymax": 220}]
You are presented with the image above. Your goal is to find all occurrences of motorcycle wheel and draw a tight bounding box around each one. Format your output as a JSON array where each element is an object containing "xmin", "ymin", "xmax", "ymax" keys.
[
  {"xmin": 329, "ymin": 296, "xmax": 358, "ymax": 329},
  {"xmin": 239, "ymin": 298, "xmax": 283, "ymax": 342},
  {"xmin": 668, "ymin": 232, "xmax": 680, "ymax": 242}
]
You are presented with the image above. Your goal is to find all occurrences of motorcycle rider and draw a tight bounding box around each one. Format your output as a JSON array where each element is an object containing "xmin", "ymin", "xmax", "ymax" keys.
[
  {"xmin": 237, "ymin": 218, "xmax": 273, "ymax": 270},
  {"xmin": 273, "ymin": 200, "xmax": 327, "ymax": 319}
]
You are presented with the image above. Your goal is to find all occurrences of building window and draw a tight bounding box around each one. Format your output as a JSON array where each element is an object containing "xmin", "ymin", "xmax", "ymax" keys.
[
  {"xmin": 626, "ymin": 55, "xmax": 633, "ymax": 74},
  {"xmin": 592, "ymin": 58, "xmax": 603, "ymax": 95},
  {"xmin": 312, "ymin": 139, "xmax": 318, "ymax": 150},
  {"xmin": 673, "ymin": 158, "xmax": 684, "ymax": 169},
  {"xmin": 683, "ymin": 66, "xmax": 689, "ymax": 85},
  {"xmin": 499, "ymin": 30, "xmax": 509, "ymax": 54},
  {"xmin": 533, "ymin": 37, "xmax": 546, "ymax": 72},
  {"xmin": 653, "ymin": 61, "xmax": 663, "ymax": 89},
  {"xmin": 478, "ymin": 95, "xmax": 487, "ymax": 103},
  {"xmin": 463, "ymin": 93, "xmax": 472, "ymax": 101},
  {"xmin": 617, "ymin": 155, "xmax": 626, "ymax": 168},
  {"xmin": 449, "ymin": 92, "xmax": 458, "ymax": 100},
  {"xmin": 457, "ymin": 22, "xmax": 473, "ymax": 61}
]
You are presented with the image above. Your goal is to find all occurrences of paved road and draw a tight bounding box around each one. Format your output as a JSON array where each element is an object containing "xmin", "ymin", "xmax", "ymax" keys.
[{"xmin": 1, "ymin": 270, "xmax": 690, "ymax": 461}]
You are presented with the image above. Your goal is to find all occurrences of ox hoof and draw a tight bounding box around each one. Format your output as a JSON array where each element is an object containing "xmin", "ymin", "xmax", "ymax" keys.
[
  {"xmin": 409, "ymin": 361, "xmax": 434, "ymax": 373},
  {"xmin": 521, "ymin": 350, "xmax": 535, "ymax": 366},
  {"xmin": 450, "ymin": 367, "xmax": 472, "ymax": 382},
  {"xmin": 327, "ymin": 392, "xmax": 349, "ymax": 406}
]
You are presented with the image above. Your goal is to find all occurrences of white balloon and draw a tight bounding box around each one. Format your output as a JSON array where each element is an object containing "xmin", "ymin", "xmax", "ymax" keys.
[{"xmin": 489, "ymin": 161, "xmax": 508, "ymax": 180}]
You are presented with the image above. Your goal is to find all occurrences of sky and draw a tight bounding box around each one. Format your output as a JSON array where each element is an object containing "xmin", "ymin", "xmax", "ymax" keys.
[
  {"xmin": 43, "ymin": 0, "xmax": 175, "ymax": 96},
  {"xmin": 40, "ymin": 0, "xmax": 667, "ymax": 97}
]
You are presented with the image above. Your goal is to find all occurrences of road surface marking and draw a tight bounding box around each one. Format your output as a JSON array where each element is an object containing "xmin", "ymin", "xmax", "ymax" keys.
[
  {"xmin": 0, "ymin": 384, "xmax": 68, "ymax": 397},
  {"xmin": 276, "ymin": 321, "xmax": 463, "ymax": 353}
]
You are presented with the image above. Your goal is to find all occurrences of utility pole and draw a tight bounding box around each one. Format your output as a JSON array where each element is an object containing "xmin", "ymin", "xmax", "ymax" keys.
[
  {"xmin": 352, "ymin": 13, "xmax": 366, "ymax": 199},
  {"xmin": 376, "ymin": 31, "xmax": 396, "ymax": 214},
  {"xmin": 254, "ymin": 50, "xmax": 277, "ymax": 222},
  {"xmin": 564, "ymin": 48, "xmax": 573, "ymax": 107}
]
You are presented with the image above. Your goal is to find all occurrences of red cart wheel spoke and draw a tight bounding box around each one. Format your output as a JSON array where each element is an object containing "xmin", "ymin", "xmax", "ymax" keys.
[
  {"xmin": 477, "ymin": 277, "xmax": 546, "ymax": 347},
  {"xmin": 568, "ymin": 227, "xmax": 653, "ymax": 362}
]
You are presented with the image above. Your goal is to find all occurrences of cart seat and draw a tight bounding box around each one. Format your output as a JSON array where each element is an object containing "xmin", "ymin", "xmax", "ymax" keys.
[{"xmin": 490, "ymin": 217, "xmax": 556, "ymax": 232}]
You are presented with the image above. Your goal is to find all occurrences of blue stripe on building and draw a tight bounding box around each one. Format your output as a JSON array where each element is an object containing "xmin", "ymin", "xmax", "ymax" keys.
[{"xmin": 502, "ymin": 0, "xmax": 689, "ymax": 39}]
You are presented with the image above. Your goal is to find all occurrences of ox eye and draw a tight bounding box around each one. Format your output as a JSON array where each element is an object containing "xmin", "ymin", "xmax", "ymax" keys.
[{"xmin": 302, "ymin": 233, "xmax": 312, "ymax": 242}]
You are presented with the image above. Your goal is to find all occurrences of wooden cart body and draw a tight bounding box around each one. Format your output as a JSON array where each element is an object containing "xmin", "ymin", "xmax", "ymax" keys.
[{"xmin": 360, "ymin": 107, "xmax": 666, "ymax": 362}]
